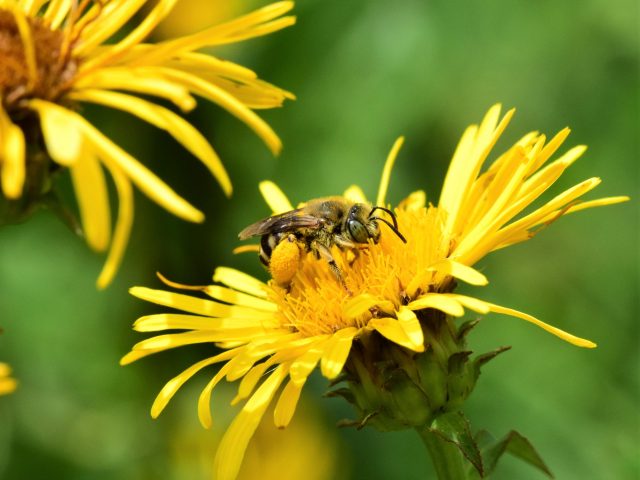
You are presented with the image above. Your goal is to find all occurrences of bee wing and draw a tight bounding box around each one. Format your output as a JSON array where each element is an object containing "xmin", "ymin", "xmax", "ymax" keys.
[{"xmin": 238, "ymin": 209, "xmax": 324, "ymax": 239}]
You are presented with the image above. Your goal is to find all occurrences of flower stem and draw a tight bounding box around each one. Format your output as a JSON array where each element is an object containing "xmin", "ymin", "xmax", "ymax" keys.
[{"xmin": 417, "ymin": 426, "xmax": 469, "ymax": 480}]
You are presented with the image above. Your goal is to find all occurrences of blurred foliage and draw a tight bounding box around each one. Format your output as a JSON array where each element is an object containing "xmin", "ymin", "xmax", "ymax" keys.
[{"xmin": 0, "ymin": 0, "xmax": 638, "ymax": 479}]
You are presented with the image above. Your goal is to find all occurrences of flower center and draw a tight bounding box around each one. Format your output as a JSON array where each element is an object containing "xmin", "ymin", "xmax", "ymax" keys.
[
  {"xmin": 269, "ymin": 206, "xmax": 450, "ymax": 337},
  {"xmin": 0, "ymin": 9, "xmax": 77, "ymax": 109}
]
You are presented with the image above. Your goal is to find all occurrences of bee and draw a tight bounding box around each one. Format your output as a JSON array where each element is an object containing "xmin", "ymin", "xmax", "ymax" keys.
[{"xmin": 238, "ymin": 197, "xmax": 407, "ymax": 289}]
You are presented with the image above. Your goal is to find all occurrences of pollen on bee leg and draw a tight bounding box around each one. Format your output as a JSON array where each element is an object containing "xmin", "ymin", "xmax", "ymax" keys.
[{"xmin": 269, "ymin": 234, "xmax": 301, "ymax": 286}]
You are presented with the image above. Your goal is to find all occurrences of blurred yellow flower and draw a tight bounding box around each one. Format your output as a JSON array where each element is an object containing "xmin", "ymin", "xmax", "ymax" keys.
[
  {"xmin": 122, "ymin": 105, "xmax": 628, "ymax": 480},
  {"xmin": 0, "ymin": 0, "xmax": 295, "ymax": 287},
  {"xmin": 0, "ymin": 362, "xmax": 17, "ymax": 395},
  {"xmin": 168, "ymin": 392, "xmax": 341, "ymax": 480}
]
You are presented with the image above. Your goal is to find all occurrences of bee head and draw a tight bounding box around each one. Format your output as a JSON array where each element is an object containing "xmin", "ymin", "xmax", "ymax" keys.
[
  {"xmin": 346, "ymin": 204, "xmax": 407, "ymax": 244},
  {"xmin": 367, "ymin": 206, "xmax": 407, "ymax": 244}
]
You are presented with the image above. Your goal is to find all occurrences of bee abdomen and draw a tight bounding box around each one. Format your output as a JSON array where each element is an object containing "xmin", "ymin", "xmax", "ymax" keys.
[{"xmin": 260, "ymin": 232, "xmax": 287, "ymax": 266}]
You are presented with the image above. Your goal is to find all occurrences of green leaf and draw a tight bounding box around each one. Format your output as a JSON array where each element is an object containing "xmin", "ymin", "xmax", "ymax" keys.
[
  {"xmin": 479, "ymin": 430, "xmax": 553, "ymax": 478},
  {"xmin": 430, "ymin": 411, "xmax": 484, "ymax": 476}
]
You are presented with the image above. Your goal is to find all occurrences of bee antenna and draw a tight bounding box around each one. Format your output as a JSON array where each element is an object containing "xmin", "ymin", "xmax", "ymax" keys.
[
  {"xmin": 371, "ymin": 216, "xmax": 407, "ymax": 243},
  {"xmin": 369, "ymin": 206, "xmax": 399, "ymax": 230}
]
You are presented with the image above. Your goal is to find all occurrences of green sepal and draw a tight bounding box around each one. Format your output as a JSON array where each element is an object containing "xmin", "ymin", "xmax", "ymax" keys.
[
  {"xmin": 474, "ymin": 429, "xmax": 553, "ymax": 478},
  {"xmin": 324, "ymin": 387, "xmax": 356, "ymax": 405},
  {"xmin": 457, "ymin": 319, "xmax": 481, "ymax": 340},
  {"xmin": 474, "ymin": 346, "xmax": 511, "ymax": 369},
  {"xmin": 429, "ymin": 411, "xmax": 484, "ymax": 476}
]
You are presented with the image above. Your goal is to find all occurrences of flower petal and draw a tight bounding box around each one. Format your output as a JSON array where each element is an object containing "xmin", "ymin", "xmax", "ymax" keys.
[
  {"xmin": 150, "ymin": 351, "xmax": 236, "ymax": 419},
  {"xmin": 343, "ymin": 185, "xmax": 368, "ymax": 203},
  {"xmin": 70, "ymin": 145, "xmax": 111, "ymax": 253},
  {"xmin": 0, "ymin": 104, "xmax": 25, "ymax": 199},
  {"xmin": 429, "ymin": 259, "xmax": 488, "ymax": 286},
  {"xmin": 289, "ymin": 339, "xmax": 328, "ymax": 385},
  {"xmin": 369, "ymin": 317, "xmax": 424, "ymax": 352},
  {"xmin": 96, "ymin": 162, "xmax": 132, "ymax": 289},
  {"xmin": 198, "ymin": 361, "xmax": 235, "ymax": 429},
  {"xmin": 397, "ymin": 306, "xmax": 424, "ymax": 347},
  {"xmin": 376, "ymin": 136, "xmax": 404, "ymax": 207},
  {"xmin": 213, "ymin": 267, "xmax": 269, "ymax": 299},
  {"xmin": 129, "ymin": 287, "xmax": 267, "ymax": 318},
  {"xmin": 30, "ymin": 99, "xmax": 82, "ymax": 166},
  {"xmin": 71, "ymin": 89, "xmax": 232, "ymax": 196},
  {"xmin": 398, "ymin": 190, "xmax": 426, "ymax": 211},
  {"xmin": 408, "ymin": 293, "xmax": 465, "ymax": 317},
  {"xmin": 274, "ymin": 378, "xmax": 304, "ymax": 428},
  {"xmin": 440, "ymin": 105, "xmax": 514, "ymax": 238},
  {"xmin": 486, "ymin": 302, "xmax": 597, "ymax": 348},
  {"xmin": 259, "ymin": 180, "xmax": 293, "ymax": 214},
  {"xmin": 214, "ymin": 364, "xmax": 289, "ymax": 480},
  {"xmin": 343, "ymin": 293, "xmax": 394, "ymax": 319},
  {"xmin": 320, "ymin": 327, "xmax": 358, "ymax": 379}
]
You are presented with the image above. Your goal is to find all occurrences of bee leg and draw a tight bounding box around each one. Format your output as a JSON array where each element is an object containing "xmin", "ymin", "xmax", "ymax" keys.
[{"xmin": 313, "ymin": 242, "xmax": 352, "ymax": 295}]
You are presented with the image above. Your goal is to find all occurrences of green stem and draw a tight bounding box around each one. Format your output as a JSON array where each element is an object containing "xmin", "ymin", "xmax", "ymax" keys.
[{"xmin": 417, "ymin": 427, "xmax": 469, "ymax": 480}]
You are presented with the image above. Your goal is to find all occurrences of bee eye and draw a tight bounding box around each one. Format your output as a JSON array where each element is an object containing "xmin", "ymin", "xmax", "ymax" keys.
[{"xmin": 347, "ymin": 219, "xmax": 369, "ymax": 243}]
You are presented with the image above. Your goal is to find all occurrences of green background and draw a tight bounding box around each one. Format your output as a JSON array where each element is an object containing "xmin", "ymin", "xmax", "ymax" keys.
[{"xmin": 0, "ymin": 0, "xmax": 638, "ymax": 478}]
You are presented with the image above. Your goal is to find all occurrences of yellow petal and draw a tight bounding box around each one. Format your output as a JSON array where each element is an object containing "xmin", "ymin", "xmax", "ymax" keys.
[
  {"xmin": 526, "ymin": 127, "xmax": 571, "ymax": 174},
  {"xmin": 224, "ymin": 333, "xmax": 306, "ymax": 382},
  {"xmin": 96, "ymin": 163, "xmax": 132, "ymax": 289},
  {"xmin": 129, "ymin": 287, "xmax": 266, "ymax": 318},
  {"xmin": 429, "ymin": 259, "xmax": 488, "ymax": 286},
  {"xmin": 11, "ymin": 6, "xmax": 37, "ymax": 88},
  {"xmin": 198, "ymin": 361, "xmax": 234, "ymax": 429},
  {"xmin": 214, "ymin": 364, "xmax": 289, "ymax": 480},
  {"xmin": 376, "ymin": 136, "xmax": 404, "ymax": 207},
  {"xmin": 397, "ymin": 306, "xmax": 424, "ymax": 347},
  {"xmin": 132, "ymin": 313, "xmax": 263, "ymax": 332},
  {"xmin": 29, "ymin": 99, "xmax": 204, "ymax": 223},
  {"xmin": 156, "ymin": 68, "xmax": 282, "ymax": 155},
  {"xmin": 150, "ymin": 351, "xmax": 236, "ymax": 419},
  {"xmin": 320, "ymin": 327, "xmax": 357, "ymax": 379},
  {"xmin": 343, "ymin": 185, "xmax": 368, "ymax": 203},
  {"xmin": 132, "ymin": 330, "xmax": 251, "ymax": 351},
  {"xmin": 135, "ymin": 1, "xmax": 295, "ymax": 64},
  {"xmin": 369, "ymin": 317, "xmax": 424, "ymax": 352},
  {"xmin": 444, "ymin": 294, "xmax": 491, "ymax": 314},
  {"xmin": 75, "ymin": 0, "xmax": 146, "ymax": 55},
  {"xmin": 343, "ymin": 293, "xmax": 383, "ymax": 319},
  {"xmin": 75, "ymin": 67, "xmax": 196, "ymax": 111},
  {"xmin": 231, "ymin": 362, "xmax": 271, "ymax": 406},
  {"xmin": 532, "ymin": 195, "xmax": 631, "ymax": 227},
  {"xmin": 204, "ymin": 285, "xmax": 277, "ymax": 312},
  {"xmin": 120, "ymin": 347, "xmax": 165, "ymax": 365},
  {"xmin": 259, "ymin": 180, "xmax": 293, "ymax": 214},
  {"xmin": 71, "ymin": 89, "xmax": 232, "ymax": 196},
  {"xmin": 440, "ymin": 106, "xmax": 515, "ymax": 238},
  {"xmin": 398, "ymin": 190, "xmax": 426, "ymax": 211},
  {"xmin": 289, "ymin": 339, "xmax": 328, "ymax": 385},
  {"xmin": 408, "ymin": 293, "xmax": 465, "ymax": 317},
  {"xmin": 81, "ymin": 0, "xmax": 179, "ymax": 72},
  {"xmin": 213, "ymin": 267, "xmax": 268, "ymax": 298},
  {"xmin": 70, "ymin": 146, "xmax": 111, "ymax": 252},
  {"xmin": 30, "ymin": 100, "xmax": 82, "ymax": 166},
  {"xmin": 0, "ymin": 104, "xmax": 25, "ymax": 199},
  {"xmin": 487, "ymin": 302, "xmax": 596, "ymax": 348},
  {"xmin": 274, "ymin": 378, "xmax": 303, "ymax": 428}
]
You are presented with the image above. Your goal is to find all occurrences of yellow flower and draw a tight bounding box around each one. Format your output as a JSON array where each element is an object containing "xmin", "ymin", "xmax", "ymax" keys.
[
  {"xmin": 122, "ymin": 105, "xmax": 628, "ymax": 480},
  {"xmin": 0, "ymin": 0, "xmax": 295, "ymax": 287},
  {"xmin": 0, "ymin": 362, "xmax": 17, "ymax": 395},
  {"xmin": 168, "ymin": 393, "xmax": 340, "ymax": 480}
]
